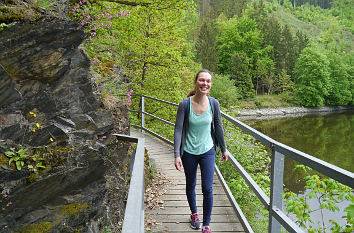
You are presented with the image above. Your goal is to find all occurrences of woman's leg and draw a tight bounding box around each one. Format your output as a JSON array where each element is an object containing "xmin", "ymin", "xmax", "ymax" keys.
[
  {"xmin": 181, "ymin": 151, "xmax": 199, "ymax": 214},
  {"xmin": 199, "ymin": 148, "xmax": 215, "ymax": 226}
]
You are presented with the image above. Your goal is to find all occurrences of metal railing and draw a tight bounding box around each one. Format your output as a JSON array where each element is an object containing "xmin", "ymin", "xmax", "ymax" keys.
[
  {"xmin": 114, "ymin": 134, "xmax": 145, "ymax": 233},
  {"xmin": 121, "ymin": 94, "xmax": 354, "ymax": 233}
]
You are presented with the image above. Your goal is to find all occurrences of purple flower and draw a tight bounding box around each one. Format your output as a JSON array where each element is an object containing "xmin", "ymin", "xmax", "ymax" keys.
[
  {"xmin": 4, "ymin": 193, "xmax": 7, "ymax": 198},
  {"xmin": 8, "ymin": 201, "xmax": 12, "ymax": 205}
]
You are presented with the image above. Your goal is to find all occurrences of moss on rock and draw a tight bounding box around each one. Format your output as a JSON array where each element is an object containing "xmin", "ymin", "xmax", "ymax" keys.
[
  {"xmin": 26, "ymin": 172, "xmax": 39, "ymax": 183},
  {"xmin": 58, "ymin": 202, "xmax": 90, "ymax": 216},
  {"xmin": 0, "ymin": 154, "xmax": 9, "ymax": 168},
  {"xmin": 0, "ymin": 0, "xmax": 44, "ymax": 24},
  {"xmin": 15, "ymin": 221, "xmax": 52, "ymax": 233}
]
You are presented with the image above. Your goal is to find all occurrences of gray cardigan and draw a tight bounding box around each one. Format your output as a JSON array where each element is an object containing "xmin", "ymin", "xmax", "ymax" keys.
[{"xmin": 174, "ymin": 96, "xmax": 227, "ymax": 158}]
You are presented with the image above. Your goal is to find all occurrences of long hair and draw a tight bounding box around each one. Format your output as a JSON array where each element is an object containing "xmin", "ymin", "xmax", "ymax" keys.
[{"xmin": 187, "ymin": 69, "xmax": 212, "ymax": 97}]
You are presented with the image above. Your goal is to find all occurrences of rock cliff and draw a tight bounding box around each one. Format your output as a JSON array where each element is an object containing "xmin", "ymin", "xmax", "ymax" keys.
[{"xmin": 0, "ymin": 4, "xmax": 130, "ymax": 233}]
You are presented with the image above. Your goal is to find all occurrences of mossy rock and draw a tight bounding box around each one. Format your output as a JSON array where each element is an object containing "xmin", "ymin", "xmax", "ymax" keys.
[
  {"xmin": 15, "ymin": 221, "xmax": 52, "ymax": 233},
  {"xmin": 0, "ymin": 0, "xmax": 44, "ymax": 24},
  {"xmin": 58, "ymin": 202, "xmax": 90, "ymax": 216},
  {"xmin": 0, "ymin": 153, "xmax": 9, "ymax": 168},
  {"xmin": 26, "ymin": 172, "xmax": 39, "ymax": 182}
]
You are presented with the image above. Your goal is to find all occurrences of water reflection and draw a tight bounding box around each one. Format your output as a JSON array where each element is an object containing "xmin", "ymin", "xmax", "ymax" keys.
[{"xmin": 244, "ymin": 110, "xmax": 354, "ymax": 194}]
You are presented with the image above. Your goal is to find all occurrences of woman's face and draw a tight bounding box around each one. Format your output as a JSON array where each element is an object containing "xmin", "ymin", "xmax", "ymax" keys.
[{"xmin": 195, "ymin": 72, "xmax": 212, "ymax": 95}]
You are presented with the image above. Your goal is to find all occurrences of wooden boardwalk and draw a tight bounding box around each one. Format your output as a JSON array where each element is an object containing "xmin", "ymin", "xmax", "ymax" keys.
[{"xmin": 131, "ymin": 129, "xmax": 245, "ymax": 233}]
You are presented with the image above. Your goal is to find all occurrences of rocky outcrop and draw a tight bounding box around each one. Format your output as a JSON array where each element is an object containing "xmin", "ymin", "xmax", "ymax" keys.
[{"xmin": 0, "ymin": 9, "xmax": 130, "ymax": 233}]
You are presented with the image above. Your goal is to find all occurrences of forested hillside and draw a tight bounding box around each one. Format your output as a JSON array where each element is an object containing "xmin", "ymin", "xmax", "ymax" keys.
[
  {"xmin": 195, "ymin": 0, "xmax": 353, "ymax": 107},
  {"xmin": 46, "ymin": 0, "xmax": 354, "ymax": 110}
]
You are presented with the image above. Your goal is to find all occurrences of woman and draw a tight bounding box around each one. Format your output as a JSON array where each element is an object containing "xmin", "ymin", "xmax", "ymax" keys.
[{"xmin": 174, "ymin": 69, "xmax": 229, "ymax": 233}]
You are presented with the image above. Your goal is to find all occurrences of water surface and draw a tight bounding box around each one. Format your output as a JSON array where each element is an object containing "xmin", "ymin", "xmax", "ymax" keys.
[{"xmin": 244, "ymin": 110, "xmax": 354, "ymax": 193}]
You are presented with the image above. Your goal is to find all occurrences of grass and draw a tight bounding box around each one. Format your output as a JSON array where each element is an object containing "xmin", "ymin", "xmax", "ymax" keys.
[
  {"xmin": 37, "ymin": 0, "xmax": 53, "ymax": 11},
  {"xmin": 237, "ymin": 92, "xmax": 297, "ymax": 109}
]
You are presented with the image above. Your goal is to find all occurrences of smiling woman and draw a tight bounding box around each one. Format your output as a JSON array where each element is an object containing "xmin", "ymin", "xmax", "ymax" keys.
[
  {"xmin": 173, "ymin": 69, "xmax": 229, "ymax": 233},
  {"xmin": 187, "ymin": 69, "xmax": 212, "ymax": 98}
]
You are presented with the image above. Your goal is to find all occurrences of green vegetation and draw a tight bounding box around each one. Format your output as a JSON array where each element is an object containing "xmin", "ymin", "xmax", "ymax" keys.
[
  {"xmin": 15, "ymin": 222, "xmax": 52, "ymax": 233},
  {"xmin": 5, "ymin": 148, "xmax": 45, "ymax": 171},
  {"xmin": 58, "ymin": 202, "xmax": 90, "ymax": 216},
  {"xmin": 216, "ymin": 120, "xmax": 271, "ymax": 232},
  {"xmin": 285, "ymin": 166, "xmax": 353, "ymax": 232},
  {"xmin": 61, "ymin": 0, "xmax": 353, "ymax": 232}
]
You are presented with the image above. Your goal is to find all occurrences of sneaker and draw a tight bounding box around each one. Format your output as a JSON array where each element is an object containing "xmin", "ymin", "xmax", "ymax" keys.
[
  {"xmin": 190, "ymin": 213, "xmax": 201, "ymax": 229},
  {"xmin": 202, "ymin": 225, "xmax": 211, "ymax": 233}
]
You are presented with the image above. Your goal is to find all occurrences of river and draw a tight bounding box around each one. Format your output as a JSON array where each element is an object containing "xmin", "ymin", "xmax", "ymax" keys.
[{"xmin": 243, "ymin": 110, "xmax": 354, "ymax": 230}]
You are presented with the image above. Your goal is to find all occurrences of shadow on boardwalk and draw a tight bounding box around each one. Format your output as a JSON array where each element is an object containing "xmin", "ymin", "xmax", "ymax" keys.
[{"xmin": 130, "ymin": 129, "xmax": 245, "ymax": 233}]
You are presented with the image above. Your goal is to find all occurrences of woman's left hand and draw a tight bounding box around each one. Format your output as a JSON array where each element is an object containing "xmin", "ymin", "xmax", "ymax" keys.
[{"xmin": 221, "ymin": 151, "xmax": 229, "ymax": 162}]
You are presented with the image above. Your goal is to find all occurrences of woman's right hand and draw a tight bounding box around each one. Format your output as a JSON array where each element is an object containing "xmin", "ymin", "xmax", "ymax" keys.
[{"xmin": 174, "ymin": 157, "xmax": 184, "ymax": 171}]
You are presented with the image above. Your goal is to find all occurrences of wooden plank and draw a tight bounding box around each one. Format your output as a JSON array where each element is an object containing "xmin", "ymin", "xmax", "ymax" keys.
[
  {"xmin": 162, "ymin": 194, "xmax": 228, "ymax": 201},
  {"xmin": 153, "ymin": 222, "xmax": 245, "ymax": 232},
  {"xmin": 148, "ymin": 206, "xmax": 236, "ymax": 215},
  {"xmin": 148, "ymin": 214, "xmax": 239, "ymax": 223},
  {"xmin": 131, "ymin": 129, "xmax": 246, "ymax": 233},
  {"xmin": 163, "ymin": 200, "xmax": 231, "ymax": 207},
  {"xmin": 166, "ymin": 188, "xmax": 226, "ymax": 195}
]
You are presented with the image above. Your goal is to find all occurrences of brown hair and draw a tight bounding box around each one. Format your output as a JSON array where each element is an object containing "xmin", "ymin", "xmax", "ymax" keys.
[{"xmin": 187, "ymin": 69, "xmax": 212, "ymax": 97}]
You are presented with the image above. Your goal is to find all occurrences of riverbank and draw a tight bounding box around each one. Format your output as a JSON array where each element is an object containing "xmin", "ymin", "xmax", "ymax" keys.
[{"xmin": 235, "ymin": 105, "xmax": 354, "ymax": 120}]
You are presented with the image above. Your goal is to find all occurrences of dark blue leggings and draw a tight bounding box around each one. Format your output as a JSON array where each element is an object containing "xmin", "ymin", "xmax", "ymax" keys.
[{"xmin": 182, "ymin": 147, "xmax": 215, "ymax": 226}]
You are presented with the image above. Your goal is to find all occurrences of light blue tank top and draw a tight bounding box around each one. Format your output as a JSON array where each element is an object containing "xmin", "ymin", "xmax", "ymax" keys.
[{"xmin": 184, "ymin": 97, "xmax": 214, "ymax": 155}]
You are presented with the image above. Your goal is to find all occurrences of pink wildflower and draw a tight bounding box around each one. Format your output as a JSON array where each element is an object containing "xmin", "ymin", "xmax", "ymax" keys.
[
  {"xmin": 79, "ymin": 1, "xmax": 83, "ymax": 5},
  {"xmin": 4, "ymin": 193, "xmax": 7, "ymax": 198},
  {"xmin": 8, "ymin": 201, "xmax": 12, "ymax": 205}
]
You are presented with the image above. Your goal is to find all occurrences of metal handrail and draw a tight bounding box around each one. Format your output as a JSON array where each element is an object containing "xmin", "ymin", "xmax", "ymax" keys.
[
  {"xmin": 122, "ymin": 94, "xmax": 353, "ymax": 233},
  {"xmin": 114, "ymin": 134, "xmax": 145, "ymax": 233}
]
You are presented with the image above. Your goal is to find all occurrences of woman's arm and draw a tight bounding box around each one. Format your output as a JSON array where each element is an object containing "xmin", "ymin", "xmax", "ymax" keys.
[
  {"xmin": 174, "ymin": 101, "xmax": 185, "ymax": 158},
  {"xmin": 213, "ymin": 99, "xmax": 227, "ymax": 153}
]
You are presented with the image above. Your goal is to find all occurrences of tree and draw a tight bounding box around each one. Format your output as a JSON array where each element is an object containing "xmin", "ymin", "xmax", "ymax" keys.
[
  {"xmin": 216, "ymin": 15, "xmax": 274, "ymax": 97},
  {"xmin": 209, "ymin": 73, "xmax": 241, "ymax": 107},
  {"xmin": 294, "ymin": 44, "xmax": 330, "ymax": 106},
  {"xmin": 325, "ymin": 51, "xmax": 352, "ymax": 105},
  {"xmin": 229, "ymin": 52, "xmax": 255, "ymax": 98},
  {"xmin": 195, "ymin": 19, "xmax": 218, "ymax": 72},
  {"xmin": 274, "ymin": 69, "xmax": 295, "ymax": 93},
  {"xmin": 279, "ymin": 24, "xmax": 297, "ymax": 77}
]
